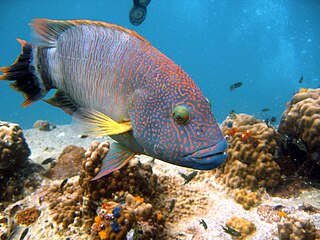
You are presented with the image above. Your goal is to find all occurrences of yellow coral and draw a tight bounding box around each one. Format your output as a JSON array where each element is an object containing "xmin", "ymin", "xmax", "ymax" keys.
[
  {"xmin": 279, "ymin": 88, "xmax": 320, "ymax": 152},
  {"xmin": 226, "ymin": 216, "xmax": 256, "ymax": 239},
  {"xmin": 216, "ymin": 114, "xmax": 281, "ymax": 191}
]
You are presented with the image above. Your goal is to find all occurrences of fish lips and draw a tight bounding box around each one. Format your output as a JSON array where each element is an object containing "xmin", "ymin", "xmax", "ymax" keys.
[{"xmin": 185, "ymin": 140, "xmax": 228, "ymax": 169}]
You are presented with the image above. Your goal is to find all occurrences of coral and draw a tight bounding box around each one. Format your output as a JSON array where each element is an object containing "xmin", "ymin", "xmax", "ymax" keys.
[
  {"xmin": 277, "ymin": 213, "xmax": 316, "ymax": 240},
  {"xmin": 48, "ymin": 145, "xmax": 86, "ymax": 179},
  {"xmin": 278, "ymin": 88, "xmax": 320, "ymax": 177},
  {"xmin": 0, "ymin": 121, "xmax": 31, "ymax": 178},
  {"xmin": 41, "ymin": 179, "xmax": 84, "ymax": 229},
  {"xmin": 79, "ymin": 141, "xmax": 160, "ymax": 204},
  {"xmin": 0, "ymin": 121, "xmax": 41, "ymax": 204},
  {"xmin": 0, "ymin": 213, "xmax": 14, "ymax": 240},
  {"xmin": 35, "ymin": 140, "xmax": 164, "ymax": 239},
  {"xmin": 226, "ymin": 216, "xmax": 256, "ymax": 239},
  {"xmin": 15, "ymin": 207, "xmax": 41, "ymax": 226},
  {"xmin": 91, "ymin": 194, "xmax": 164, "ymax": 240},
  {"xmin": 234, "ymin": 189, "xmax": 261, "ymax": 210},
  {"xmin": 33, "ymin": 120, "xmax": 56, "ymax": 131},
  {"xmin": 213, "ymin": 114, "xmax": 281, "ymax": 208},
  {"xmin": 91, "ymin": 201, "xmax": 135, "ymax": 240},
  {"xmin": 279, "ymin": 89, "xmax": 320, "ymax": 151}
]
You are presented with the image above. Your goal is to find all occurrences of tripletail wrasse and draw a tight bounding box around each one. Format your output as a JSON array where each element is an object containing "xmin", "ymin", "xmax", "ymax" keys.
[{"xmin": 0, "ymin": 19, "xmax": 228, "ymax": 180}]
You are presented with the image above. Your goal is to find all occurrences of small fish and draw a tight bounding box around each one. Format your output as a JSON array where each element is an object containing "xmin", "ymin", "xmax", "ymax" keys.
[
  {"xmin": 60, "ymin": 178, "xmax": 68, "ymax": 190},
  {"xmin": 20, "ymin": 228, "xmax": 29, "ymax": 240},
  {"xmin": 242, "ymin": 158, "xmax": 255, "ymax": 164},
  {"xmin": 270, "ymin": 116, "xmax": 276, "ymax": 123},
  {"xmin": 198, "ymin": 219, "xmax": 208, "ymax": 229},
  {"xmin": 0, "ymin": 19, "xmax": 228, "ymax": 180},
  {"xmin": 168, "ymin": 199, "xmax": 175, "ymax": 213},
  {"xmin": 77, "ymin": 134, "xmax": 88, "ymax": 139},
  {"xmin": 299, "ymin": 75, "xmax": 304, "ymax": 84},
  {"xmin": 262, "ymin": 108, "xmax": 270, "ymax": 112},
  {"xmin": 278, "ymin": 211, "xmax": 287, "ymax": 218},
  {"xmin": 240, "ymin": 129, "xmax": 252, "ymax": 141},
  {"xmin": 222, "ymin": 225, "xmax": 241, "ymax": 237},
  {"xmin": 229, "ymin": 110, "xmax": 237, "ymax": 119},
  {"xmin": 227, "ymin": 121, "xmax": 233, "ymax": 128},
  {"xmin": 41, "ymin": 157, "xmax": 56, "ymax": 165},
  {"xmin": 229, "ymin": 82, "xmax": 243, "ymax": 92},
  {"xmin": 273, "ymin": 204, "xmax": 284, "ymax": 210},
  {"xmin": 178, "ymin": 171, "xmax": 198, "ymax": 184}
]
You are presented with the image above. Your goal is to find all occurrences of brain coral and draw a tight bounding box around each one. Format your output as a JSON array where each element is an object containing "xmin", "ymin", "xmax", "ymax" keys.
[
  {"xmin": 0, "ymin": 121, "xmax": 30, "ymax": 177},
  {"xmin": 277, "ymin": 213, "xmax": 316, "ymax": 240},
  {"xmin": 278, "ymin": 88, "xmax": 320, "ymax": 177},
  {"xmin": 279, "ymin": 88, "xmax": 320, "ymax": 152},
  {"xmin": 215, "ymin": 114, "xmax": 281, "ymax": 190},
  {"xmin": 213, "ymin": 114, "xmax": 281, "ymax": 209}
]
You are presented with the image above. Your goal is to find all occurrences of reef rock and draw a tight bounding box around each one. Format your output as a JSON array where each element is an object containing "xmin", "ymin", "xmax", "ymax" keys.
[{"xmin": 48, "ymin": 145, "xmax": 86, "ymax": 179}]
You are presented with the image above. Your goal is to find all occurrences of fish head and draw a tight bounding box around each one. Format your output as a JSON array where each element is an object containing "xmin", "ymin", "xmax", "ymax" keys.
[{"xmin": 131, "ymin": 80, "xmax": 228, "ymax": 170}]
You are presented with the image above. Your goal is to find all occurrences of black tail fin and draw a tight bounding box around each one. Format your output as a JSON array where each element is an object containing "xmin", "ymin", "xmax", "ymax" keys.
[{"xmin": 0, "ymin": 39, "xmax": 48, "ymax": 107}]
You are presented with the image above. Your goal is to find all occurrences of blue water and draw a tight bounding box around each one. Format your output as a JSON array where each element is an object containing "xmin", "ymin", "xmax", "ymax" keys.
[{"xmin": 0, "ymin": 0, "xmax": 319, "ymax": 129}]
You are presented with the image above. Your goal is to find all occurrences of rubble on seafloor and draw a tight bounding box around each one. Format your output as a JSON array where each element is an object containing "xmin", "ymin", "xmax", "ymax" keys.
[{"xmin": 1, "ymin": 89, "xmax": 320, "ymax": 240}]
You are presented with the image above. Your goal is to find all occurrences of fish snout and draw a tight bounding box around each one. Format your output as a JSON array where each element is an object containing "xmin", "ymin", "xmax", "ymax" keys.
[{"xmin": 186, "ymin": 140, "xmax": 228, "ymax": 169}]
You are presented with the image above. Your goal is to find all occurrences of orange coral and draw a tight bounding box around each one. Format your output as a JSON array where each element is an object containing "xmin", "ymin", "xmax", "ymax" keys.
[{"xmin": 135, "ymin": 196, "xmax": 144, "ymax": 203}]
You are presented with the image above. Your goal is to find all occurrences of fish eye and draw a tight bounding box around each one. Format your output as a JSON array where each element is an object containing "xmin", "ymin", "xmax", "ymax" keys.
[{"xmin": 172, "ymin": 105, "xmax": 190, "ymax": 124}]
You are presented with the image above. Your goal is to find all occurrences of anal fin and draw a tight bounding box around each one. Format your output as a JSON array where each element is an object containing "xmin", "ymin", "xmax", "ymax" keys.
[
  {"xmin": 43, "ymin": 90, "xmax": 79, "ymax": 115},
  {"xmin": 92, "ymin": 142, "xmax": 135, "ymax": 180}
]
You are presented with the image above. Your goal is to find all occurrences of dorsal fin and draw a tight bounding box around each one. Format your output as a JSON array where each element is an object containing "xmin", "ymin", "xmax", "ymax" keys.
[{"xmin": 30, "ymin": 18, "xmax": 148, "ymax": 47}]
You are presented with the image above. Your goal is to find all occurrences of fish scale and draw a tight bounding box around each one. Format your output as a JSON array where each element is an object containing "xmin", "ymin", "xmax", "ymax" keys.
[{"xmin": 0, "ymin": 19, "xmax": 228, "ymax": 179}]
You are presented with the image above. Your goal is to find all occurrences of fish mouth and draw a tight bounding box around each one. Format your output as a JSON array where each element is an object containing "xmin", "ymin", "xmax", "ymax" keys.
[{"xmin": 185, "ymin": 140, "xmax": 228, "ymax": 169}]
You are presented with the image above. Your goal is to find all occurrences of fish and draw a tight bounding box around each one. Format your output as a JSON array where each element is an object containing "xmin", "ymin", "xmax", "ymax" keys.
[
  {"xmin": 20, "ymin": 228, "xmax": 29, "ymax": 240},
  {"xmin": 41, "ymin": 157, "xmax": 56, "ymax": 165},
  {"xmin": 229, "ymin": 82, "xmax": 242, "ymax": 92},
  {"xmin": 0, "ymin": 19, "xmax": 228, "ymax": 180},
  {"xmin": 198, "ymin": 219, "xmax": 208, "ymax": 230},
  {"xmin": 261, "ymin": 108, "xmax": 270, "ymax": 112},
  {"xmin": 129, "ymin": 0, "xmax": 151, "ymax": 26},
  {"xmin": 299, "ymin": 75, "xmax": 304, "ymax": 84},
  {"xmin": 222, "ymin": 225, "xmax": 241, "ymax": 236},
  {"xmin": 178, "ymin": 170, "xmax": 198, "ymax": 184},
  {"xmin": 168, "ymin": 199, "xmax": 175, "ymax": 213},
  {"xmin": 60, "ymin": 178, "xmax": 68, "ymax": 190}
]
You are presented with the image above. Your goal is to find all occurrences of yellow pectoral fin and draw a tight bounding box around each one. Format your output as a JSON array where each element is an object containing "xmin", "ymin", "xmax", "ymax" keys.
[{"xmin": 75, "ymin": 108, "xmax": 132, "ymax": 136}]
